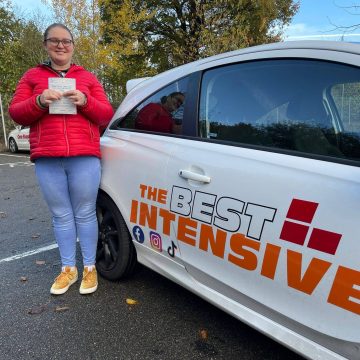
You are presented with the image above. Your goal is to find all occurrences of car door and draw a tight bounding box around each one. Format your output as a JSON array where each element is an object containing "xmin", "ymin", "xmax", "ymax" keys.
[
  {"xmin": 100, "ymin": 76, "xmax": 189, "ymax": 266},
  {"xmin": 165, "ymin": 57, "xmax": 360, "ymax": 343}
]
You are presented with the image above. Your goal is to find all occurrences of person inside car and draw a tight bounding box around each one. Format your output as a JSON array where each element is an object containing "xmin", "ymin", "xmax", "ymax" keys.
[
  {"xmin": 9, "ymin": 23, "xmax": 114, "ymax": 296},
  {"xmin": 135, "ymin": 91, "xmax": 185, "ymax": 134}
]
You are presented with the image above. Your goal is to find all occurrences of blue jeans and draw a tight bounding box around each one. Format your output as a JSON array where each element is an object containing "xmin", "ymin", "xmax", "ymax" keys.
[{"xmin": 35, "ymin": 157, "xmax": 101, "ymax": 267}]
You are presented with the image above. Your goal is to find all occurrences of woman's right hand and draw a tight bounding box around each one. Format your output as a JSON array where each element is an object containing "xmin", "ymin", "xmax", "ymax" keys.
[{"xmin": 39, "ymin": 89, "xmax": 62, "ymax": 107}]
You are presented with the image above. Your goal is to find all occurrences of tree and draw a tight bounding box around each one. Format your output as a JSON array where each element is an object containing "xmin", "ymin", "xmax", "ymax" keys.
[
  {"xmin": 98, "ymin": 0, "xmax": 157, "ymax": 101},
  {"xmin": 0, "ymin": 1, "xmax": 21, "ymax": 94},
  {"xmin": 43, "ymin": 0, "xmax": 103, "ymax": 74},
  {"xmin": 2, "ymin": 0, "xmax": 300, "ymax": 127},
  {"xmin": 100, "ymin": 0, "xmax": 299, "ymax": 73},
  {"xmin": 329, "ymin": 2, "xmax": 360, "ymax": 38},
  {"xmin": 43, "ymin": 0, "xmax": 149, "ymax": 104},
  {"xmin": 0, "ymin": 1, "xmax": 45, "ymax": 141}
]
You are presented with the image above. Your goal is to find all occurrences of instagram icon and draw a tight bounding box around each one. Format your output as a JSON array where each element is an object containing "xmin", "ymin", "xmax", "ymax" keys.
[{"xmin": 150, "ymin": 231, "xmax": 162, "ymax": 252}]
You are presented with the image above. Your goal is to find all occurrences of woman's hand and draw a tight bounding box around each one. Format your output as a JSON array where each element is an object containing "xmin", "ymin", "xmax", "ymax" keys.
[
  {"xmin": 63, "ymin": 90, "xmax": 87, "ymax": 107},
  {"xmin": 39, "ymin": 89, "xmax": 62, "ymax": 107}
]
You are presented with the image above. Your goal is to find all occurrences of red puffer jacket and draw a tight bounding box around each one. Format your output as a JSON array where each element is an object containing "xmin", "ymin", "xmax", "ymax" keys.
[{"xmin": 9, "ymin": 64, "xmax": 114, "ymax": 161}]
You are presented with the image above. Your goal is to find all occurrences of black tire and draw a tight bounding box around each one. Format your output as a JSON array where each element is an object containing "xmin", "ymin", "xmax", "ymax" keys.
[
  {"xmin": 96, "ymin": 191, "xmax": 137, "ymax": 280},
  {"xmin": 8, "ymin": 138, "xmax": 18, "ymax": 153}
]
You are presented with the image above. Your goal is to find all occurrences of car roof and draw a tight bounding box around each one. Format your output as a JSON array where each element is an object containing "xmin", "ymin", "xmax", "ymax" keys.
[
  {"xmin": 114, "ymin": 40, "xmax": 360, "ymax": 120},
  {"xmin": 173, "ymin": 40, "xmax": 360, "ymax": 70}
]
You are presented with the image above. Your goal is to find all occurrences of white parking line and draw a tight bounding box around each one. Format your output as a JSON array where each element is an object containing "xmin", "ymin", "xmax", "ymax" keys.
[
  {"xmin": 0, "ymin": 154, "xmax": 32, "ymax": 167},
  {"xmin": 0, "ymin": 161, "xmax": 34, "ymax": 167},
  {"xmin": 0, "ymin": 162, "xmax": 33, "ymax": 167},
  {"xmin": 0, "ymin": 243, "xmax": 58, "ymax": 264},
  {"xmin": 0, "ymin": 153, "xmax": 30, "ymax": 158}
]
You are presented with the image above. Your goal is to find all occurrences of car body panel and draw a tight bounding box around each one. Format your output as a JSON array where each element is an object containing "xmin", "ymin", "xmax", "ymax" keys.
[
  {"xmin": 100, "ymin": 131, "xmax": 183, "ymax": 266},
  {"xmin": 165, "ymin": 137, "xmax": 360, "ymax": 342}
]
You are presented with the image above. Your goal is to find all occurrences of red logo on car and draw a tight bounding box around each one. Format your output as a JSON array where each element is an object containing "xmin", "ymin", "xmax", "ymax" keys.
[{"xmin": 280, "ymin": 199, "xmax": 342, "ymax": 255}]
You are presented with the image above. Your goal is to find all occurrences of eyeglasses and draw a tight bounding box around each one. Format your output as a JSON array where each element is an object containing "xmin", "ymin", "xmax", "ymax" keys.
[{"xmin": 45, "ymin": 38, "xmax": 74, "ymax": 47}]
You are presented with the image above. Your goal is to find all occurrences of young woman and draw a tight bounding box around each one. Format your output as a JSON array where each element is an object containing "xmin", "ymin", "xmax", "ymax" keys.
[{"xmin": 9, "ymin": 23, "xmax": 114, "ymax": 295}]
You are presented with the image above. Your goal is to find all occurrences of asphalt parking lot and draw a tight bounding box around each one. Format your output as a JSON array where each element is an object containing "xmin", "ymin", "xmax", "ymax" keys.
[{"xmin": 0, "ymin": 152, "xmax": 304, "ymax": 360}]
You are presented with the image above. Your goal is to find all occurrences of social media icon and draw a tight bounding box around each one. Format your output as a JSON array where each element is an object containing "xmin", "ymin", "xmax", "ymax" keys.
[
  {"xmin": 132, "ymin": 226, "xmax": 144, "ymax": 243},
  {"xmin": 150, "ymin": 231, "xmax": 162, "ymax": 252},
  {"xmin": 167, "ymin": 241, "xmax": 177, "ymax": 258}
]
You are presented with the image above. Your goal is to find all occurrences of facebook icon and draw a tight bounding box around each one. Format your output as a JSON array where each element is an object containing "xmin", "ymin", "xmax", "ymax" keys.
[{"xmin": 132, "ymin": 226, "xmax": 145, "ymax": 243}]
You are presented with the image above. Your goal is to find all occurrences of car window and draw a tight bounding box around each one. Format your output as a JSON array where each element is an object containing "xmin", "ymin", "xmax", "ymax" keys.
[
  {"xmin": 332, "ymin": 82, "xmax": 360, "ymax": 132},
  {"xmin": 112, "ymin": 77, "xmax": 189, "ymax": 135},
  {"xmin": 199, "ymin": 59, "xmax": 360, "ymax": 162}
]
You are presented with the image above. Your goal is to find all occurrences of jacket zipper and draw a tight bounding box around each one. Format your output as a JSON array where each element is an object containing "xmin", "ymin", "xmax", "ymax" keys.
[
  {"xmin": 88, "ymin": 121, "xmax": 94, "ymax": 141},
  {"xmin": 64, "ymin": 115, "xmax": 69, "ymax": 156},
  {"xmin": 47, "ymin": 66, "xmax": 71, "ymax": 155},
  {"xmin": 37, "ymin": 122, "xmax": 41, "ymax": 144}
]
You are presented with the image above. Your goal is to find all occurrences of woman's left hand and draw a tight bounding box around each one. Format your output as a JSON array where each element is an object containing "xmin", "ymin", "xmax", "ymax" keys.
[{"xmin": 62, "ymin": 90, "xmax": 87, "ymax": 107}]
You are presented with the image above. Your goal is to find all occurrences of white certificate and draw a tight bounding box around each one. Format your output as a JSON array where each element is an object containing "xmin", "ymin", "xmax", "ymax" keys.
[{"xmin": 48, "ymin": 78, "xmax": 77, "ymax": 115}]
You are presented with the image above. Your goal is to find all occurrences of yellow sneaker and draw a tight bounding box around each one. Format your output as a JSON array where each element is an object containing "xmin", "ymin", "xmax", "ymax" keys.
[
  {"xmin": 79, "ymin": 267, "xmax": 98, "ymax": 295},
  {"xmin": 50, "ymin": 266, "xmax": 78, "ymax": 295}
]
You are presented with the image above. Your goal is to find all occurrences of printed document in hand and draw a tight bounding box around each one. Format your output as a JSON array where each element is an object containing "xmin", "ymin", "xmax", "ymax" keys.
[{"xmin": 48, "ymin": 78, "xmax": 77, "ymax": 114}]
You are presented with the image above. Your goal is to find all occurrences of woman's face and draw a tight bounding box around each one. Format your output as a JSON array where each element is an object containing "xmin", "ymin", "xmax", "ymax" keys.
[
  {"xmin": 164, "ymin": 94, "xmax": 184, "ymax": 112},
  {"xmin": 44, "ymin": 26, "xmax": 74, "ymax": 69}
]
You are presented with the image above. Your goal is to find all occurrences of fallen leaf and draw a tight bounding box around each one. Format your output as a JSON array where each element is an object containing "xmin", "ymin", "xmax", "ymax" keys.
[
  {"xmin": 36, "ymin": 260, "xmax": 45, "ymax": 265},
  {"xmin": 54, "ymin": 306, "xmax": 70, "ymax": 312},
  {"xmin": 199, "ymin": 329, "xmax": 208, "ymax": 340},
  {"xmin": 31, "ymin": 233, "xmax": 40, "ymax": 239},
  {"xmin": 20, "ymin": 276, "xmax": 27, "ymax": 282},
  {"xmin": 28, "ymin": 217, "xmax": 35, "ymax": 221},
  {"xmin": 0, "ymin": 212, "xmax": 6, "ymax": 218},
  {"xmin": 27, "ymin": 305, "xmax": 46, "ymax": 315},
  {"xmin": 126, "ymin": 298, "xmax": 138, "ymax": 305}
]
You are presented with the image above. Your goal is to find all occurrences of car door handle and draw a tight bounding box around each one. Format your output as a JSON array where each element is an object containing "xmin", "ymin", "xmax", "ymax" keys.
[{"xmin": 178, "ymin": 170, "xmax": 211, "ymax": 184}]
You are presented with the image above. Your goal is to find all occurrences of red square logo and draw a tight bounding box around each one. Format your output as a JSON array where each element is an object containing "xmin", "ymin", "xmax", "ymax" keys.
[
  {"xmin": 280, "ymin": 220, "xmax": 309, "ymax": 245},
  {"xmin": 307, "ymin": 228, "xmax": 342, "ymax": 255},
  {"xmin": 286, "ymin": 199, "xmax": 318, "ymax": 223}
]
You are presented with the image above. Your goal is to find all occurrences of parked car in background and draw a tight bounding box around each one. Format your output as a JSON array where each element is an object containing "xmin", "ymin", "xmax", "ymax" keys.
[
  {"xmin": 97, "ymin": 41, "xmax": 360, "ymax": 360},
  {"xmin": 8, "ymin": 125, "xmax": 30, "ymax": 153}
]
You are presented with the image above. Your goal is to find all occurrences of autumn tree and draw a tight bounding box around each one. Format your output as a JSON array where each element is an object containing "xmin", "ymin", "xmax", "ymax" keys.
[
  {"xmin": 0, "ymin": 2, "xmax": 46, "ymax": 94},
  {"xmin": 99, "ymin": 0, "xmax": 156, "ymax": 101},
  {"xmin": 0, "ymin": 1, "xmax": 45, "ymax": 139},
  {"xmin": 43, "ymin": 0, "xmax": 149, "ymax": 104},
  {"xmin": 2, "ymin": 0, "xmax": 299, "ymax": 121},
  {"xmin": 42, "ymin": 0, "xmax": 103, "ymax": 74},
  {"xmin": 100, "ymin": 0, "xmax": 299, "ymax": 73}
]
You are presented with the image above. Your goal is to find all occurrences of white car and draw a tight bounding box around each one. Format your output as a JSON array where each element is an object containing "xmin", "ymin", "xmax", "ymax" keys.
[
  {"xmin": 8, "ymin": 125, "xmax": 30, "ymax": 153},
  {"xmin": 97, "ymin": 41, "xmax": 360, "ymax": 360}
]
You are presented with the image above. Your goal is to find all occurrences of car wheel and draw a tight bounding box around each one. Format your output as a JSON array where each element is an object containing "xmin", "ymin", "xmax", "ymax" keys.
[
  {"xmin": 8, "ymin": 138, "xmax": 18, "ymax": 153},
  {"xmin": 96, "ymin": 192, "xmax": 137, "ymax": 280}
]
